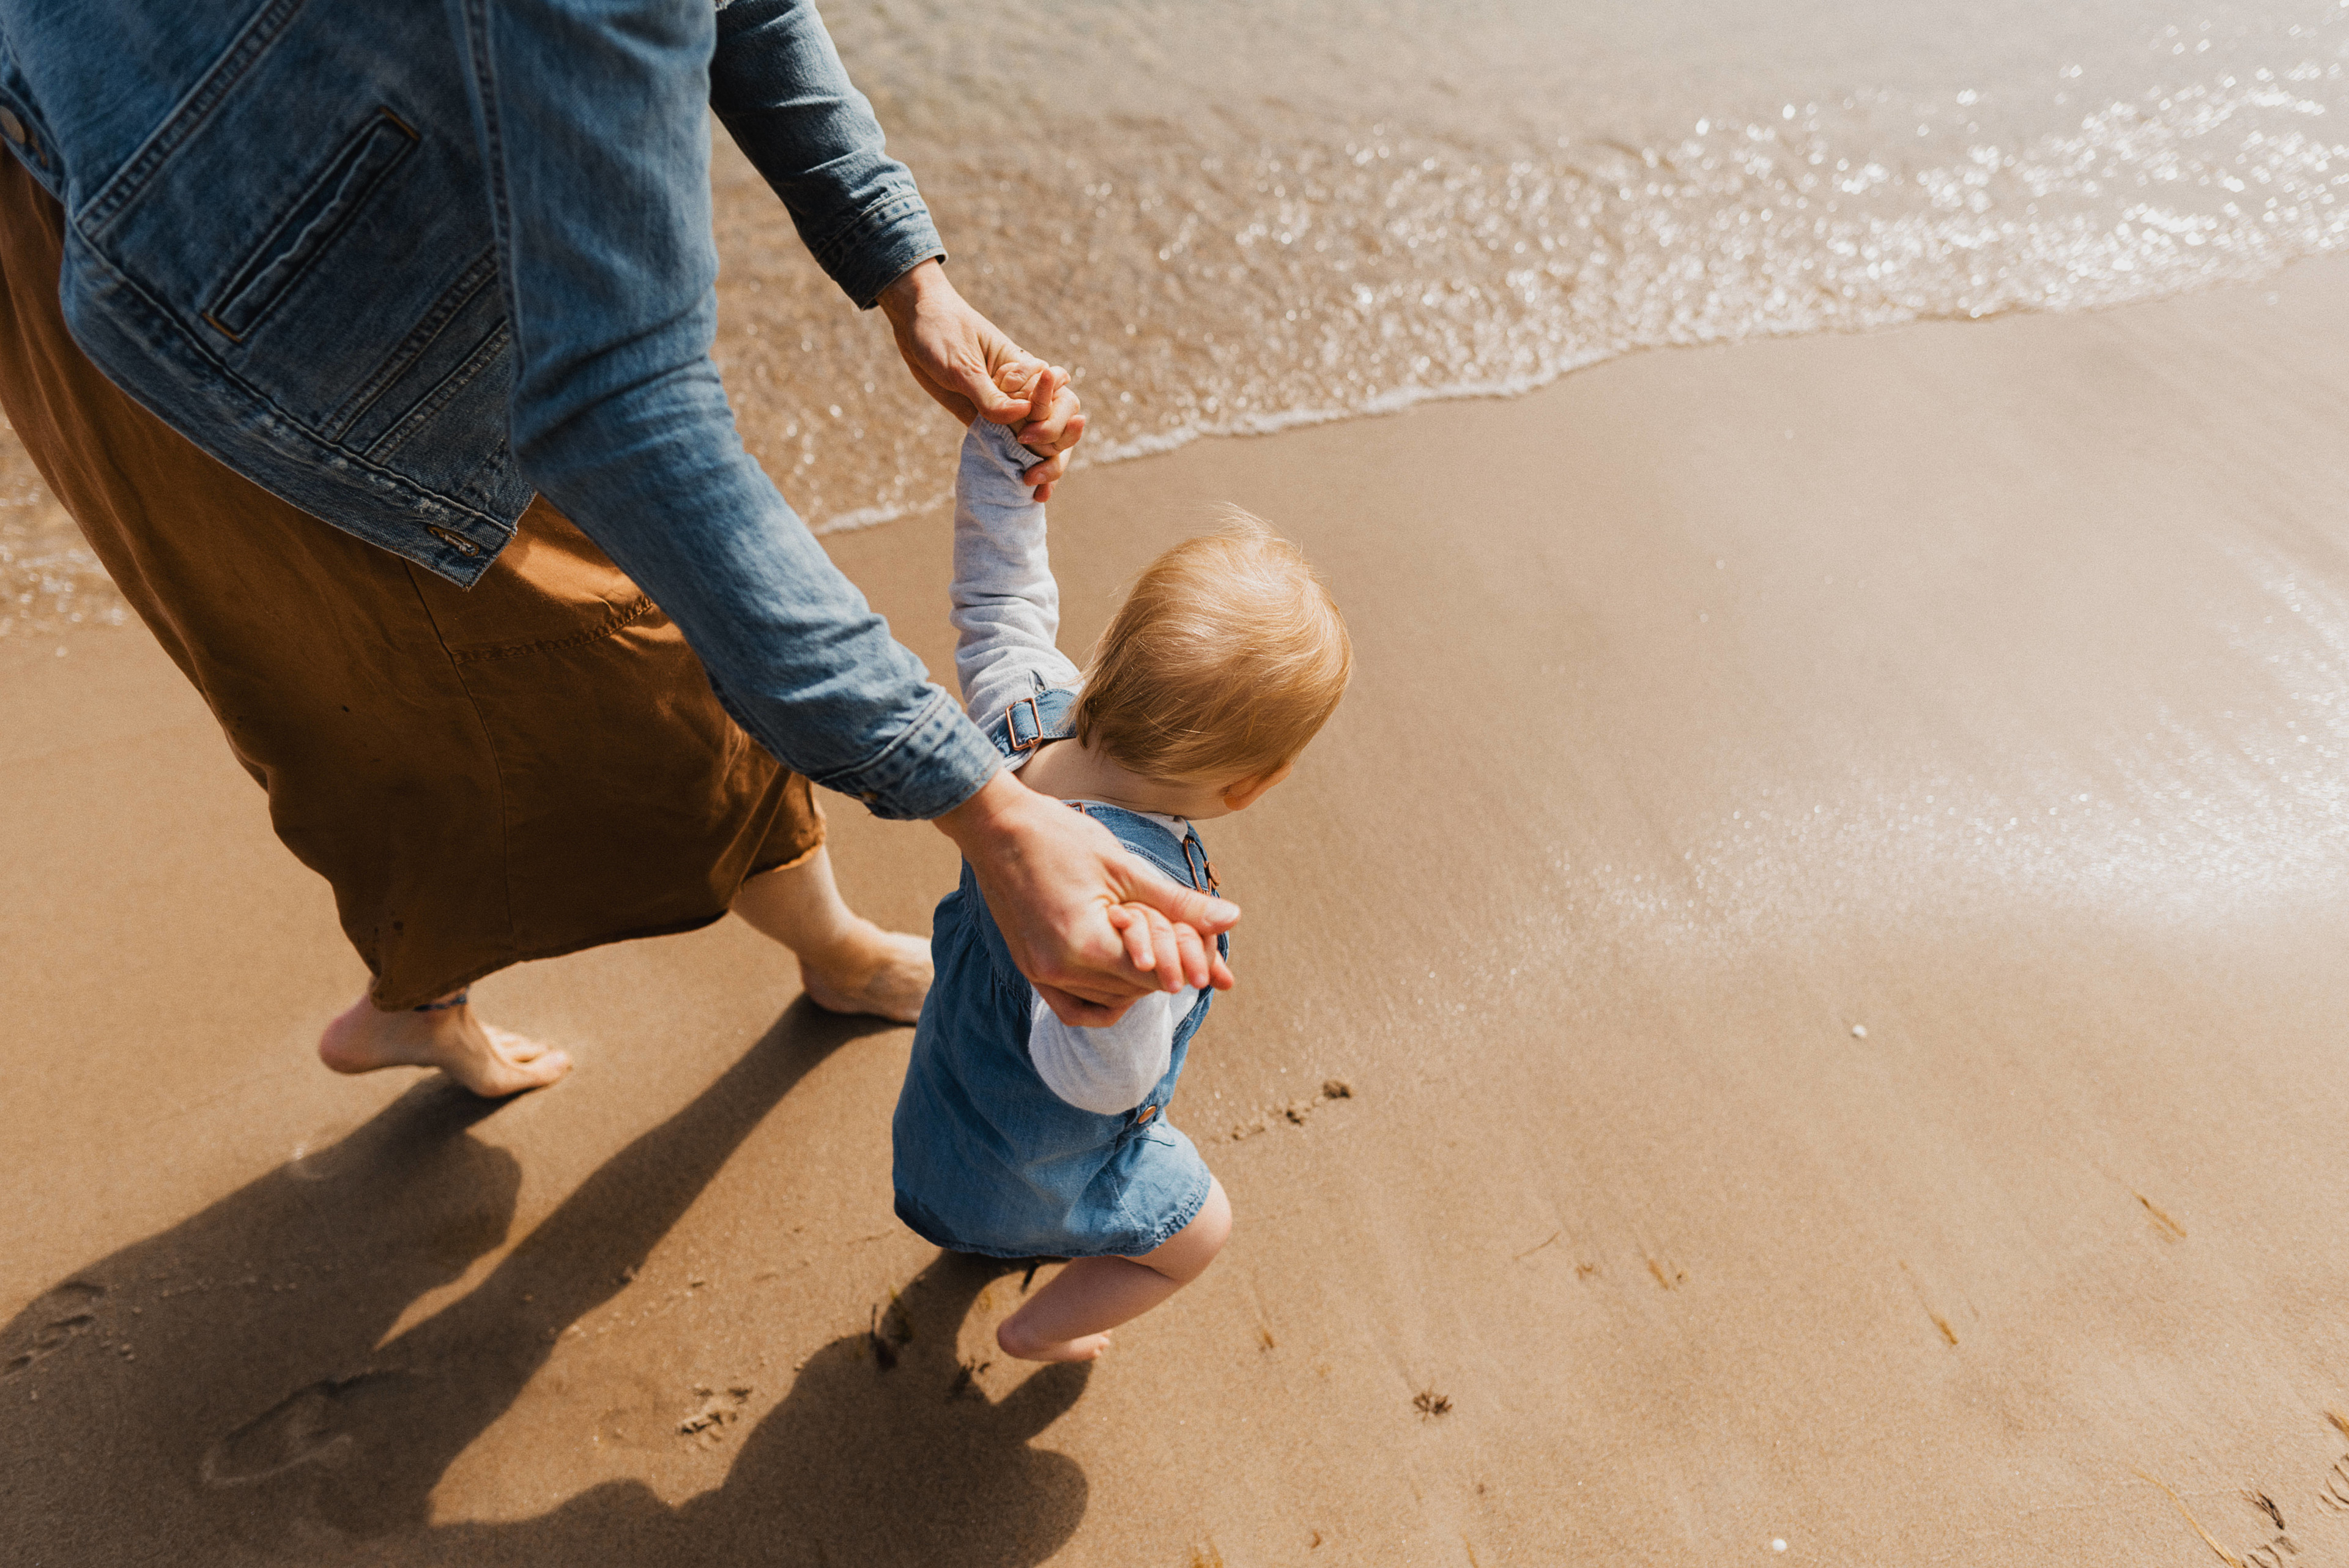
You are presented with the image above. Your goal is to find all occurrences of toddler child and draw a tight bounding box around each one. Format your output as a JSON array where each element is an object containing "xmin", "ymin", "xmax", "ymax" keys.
[{"xmin": 892, "ymin": 365, "xmax": 1351, "ymax": 1362}]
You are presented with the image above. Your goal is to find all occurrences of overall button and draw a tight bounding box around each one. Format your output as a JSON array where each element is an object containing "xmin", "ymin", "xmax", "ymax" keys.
[
  {"xmin": 424, "ymin": 525, "xmax": 480, "ymax": 557},
  {"xmin": 1135, "ymin": 1104, "xmax": 1157, "ymax": 1124},
  {"xmin": 0, "ymin": 109, "xmax": 24, "ymax": 146}
]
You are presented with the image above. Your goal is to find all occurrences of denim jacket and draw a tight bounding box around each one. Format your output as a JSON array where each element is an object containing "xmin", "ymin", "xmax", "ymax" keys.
[{"xmin": 0, "ymin": 0, "xmax": 1000, "ymax": 818}]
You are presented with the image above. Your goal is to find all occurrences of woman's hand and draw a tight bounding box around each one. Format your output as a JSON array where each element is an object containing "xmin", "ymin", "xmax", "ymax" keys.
[
  {"xmin": 933, "ymin": 770, "xmax": 1238, "ymax": 1025},
  {"xmin": 877, "ymin": 259, "xmax": 1085, "ymax": 499}
]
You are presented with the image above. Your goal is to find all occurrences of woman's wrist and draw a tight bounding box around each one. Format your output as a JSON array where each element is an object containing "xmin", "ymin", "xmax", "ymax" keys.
[
  {"xmin": 931, "ymin": 766, "xmax": 1027, "ymax": 859},
  {"xmin": 877, "ymin": 257, "xmax": 956, "ymax": 327}
]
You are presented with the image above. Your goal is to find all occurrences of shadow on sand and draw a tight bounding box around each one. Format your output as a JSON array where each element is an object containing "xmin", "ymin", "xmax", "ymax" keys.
[{"xmin": 1, "ymin": 1003, "xmax": 1089, "ymax": 1566}]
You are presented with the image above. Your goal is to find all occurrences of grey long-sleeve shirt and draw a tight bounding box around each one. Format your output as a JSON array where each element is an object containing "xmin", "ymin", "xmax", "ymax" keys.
[{"xmin": 951, "ymin": 422, "xmax": 1199, "ymax": 1114}]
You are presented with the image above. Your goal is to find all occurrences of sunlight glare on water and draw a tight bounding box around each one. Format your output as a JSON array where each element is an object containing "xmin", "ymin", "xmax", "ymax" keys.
[
  {"xmin": 706, "ymin": 0, "xmax": 2349, "ymax": 530},
  {"xmin": 8, "ymin": 0, "xmax": 2348, "ymax": 637}
]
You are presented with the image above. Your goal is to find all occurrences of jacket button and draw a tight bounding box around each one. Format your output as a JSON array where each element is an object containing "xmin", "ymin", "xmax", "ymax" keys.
[{"xmin": 0, "ymin": 110, "xmax": 24, "ymax": 146}]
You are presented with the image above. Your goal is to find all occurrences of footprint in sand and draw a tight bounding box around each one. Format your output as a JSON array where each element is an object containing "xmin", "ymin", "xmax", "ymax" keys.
[
  {"xmin": 200, "ymin": 1370, "xmax": 422, "ymax": 1486},
  {"xmin": 1, "ymin": 1281, "xmax": 103, "ymax": 1378}
]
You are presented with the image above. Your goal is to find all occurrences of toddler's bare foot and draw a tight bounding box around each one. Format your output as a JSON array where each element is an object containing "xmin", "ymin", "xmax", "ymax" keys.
[
  {"xmin": 317, "ymin": 992, "xmax": 571, "ymax": 1098},
  {"xmin": 995, "ymin": 1321, "xmax": 1112, "ymax": 1364},
  {"xmin": 797, "ymin": 920, "xmax": 932, "ymax": 1024}
]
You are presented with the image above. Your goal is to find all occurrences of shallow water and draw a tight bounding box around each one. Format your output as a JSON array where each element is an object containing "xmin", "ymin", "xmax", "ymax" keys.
[
  {"xmin": 6, "ymin": 0, "xmax": 2346, "ymax": 639},
  {"xmin": 717, "ymin": 0, "xmax": 2349, "ymax": 524}
]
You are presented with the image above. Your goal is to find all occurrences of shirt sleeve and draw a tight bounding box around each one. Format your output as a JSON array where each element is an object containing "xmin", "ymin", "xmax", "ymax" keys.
[
  {"xmin": 1026, "ymin": 986, "xmax": 1194, "ymax": 1114},
  {"xmin": 708, "ymin": 0, "xmax": 946, "ymax": 308},
  {"xmin": 951, "ymin": 420, "xmax": 1084, "ymax": 727},
  {"xmin": 451, "ymin": 0, "xmax": 1000, "ymax": 820}
]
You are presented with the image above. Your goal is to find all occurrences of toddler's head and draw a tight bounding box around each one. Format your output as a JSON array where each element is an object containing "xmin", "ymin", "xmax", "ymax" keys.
[{"xmin": 1074, "ymin": 510, "xmax": 1351, "ymax": 809}]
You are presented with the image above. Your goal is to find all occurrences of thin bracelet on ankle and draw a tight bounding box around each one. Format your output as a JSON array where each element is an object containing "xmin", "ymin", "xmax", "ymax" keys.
[{"xmin": 412, "ymin": 990, "xmax": 470, "ymax": 1013}]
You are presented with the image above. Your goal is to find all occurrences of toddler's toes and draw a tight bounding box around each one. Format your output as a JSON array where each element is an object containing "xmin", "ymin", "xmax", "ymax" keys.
[
  {"xmin": 1044, "ymin": 1332, "xmax": 1113, "ymax": 1364},
  {"xmin": 996, "ymin": 1321, "xmax": 1112, "ymax": 1363}
]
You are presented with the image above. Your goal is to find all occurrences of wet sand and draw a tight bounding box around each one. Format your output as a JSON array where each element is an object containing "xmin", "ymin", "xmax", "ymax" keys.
[{"xmin": 7, "ymin": 259, "xmax": 2349, "ymax": 1566}]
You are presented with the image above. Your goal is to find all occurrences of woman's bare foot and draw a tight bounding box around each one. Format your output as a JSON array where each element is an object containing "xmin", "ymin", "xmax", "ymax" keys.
[
  {"xmin": 731, "ymin": 850, "xmax": 933, "ymax": 1024},
  {"xmin": 317, "ymin": 992, "xmax": 571, "ymax": 1098},
  {"xmin": 995, "ymin": 1323, "xmax": 1112, "ymax": 1363},
  {"xmin": 797, "ymin": 921, "xmax": 933, "ymax": 1024}
]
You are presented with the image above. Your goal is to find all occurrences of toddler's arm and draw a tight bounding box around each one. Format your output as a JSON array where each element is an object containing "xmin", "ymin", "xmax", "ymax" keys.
[
  {"xmin": 1027, "ymin": 985, "xmax": 1196, "ymax": 1112},
  {"xmin": 949, "ymin": 368, "xmax": 1083, "ymax": 726}
]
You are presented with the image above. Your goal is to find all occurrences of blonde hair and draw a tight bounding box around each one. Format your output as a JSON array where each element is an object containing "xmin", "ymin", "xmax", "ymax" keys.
[{"xmin": 1072, "ymin": 509, "xmax": 1351, "ymax": 784}]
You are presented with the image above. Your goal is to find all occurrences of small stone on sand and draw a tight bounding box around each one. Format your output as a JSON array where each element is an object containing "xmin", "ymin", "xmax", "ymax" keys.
[
  {"xmin": 1772, "ymin": 1540, "xmax": 1788, "ymax": 1553},
  {"xmin": 1850, "ymin": 1025, "xmax": 1867, "ymax": 1039}
]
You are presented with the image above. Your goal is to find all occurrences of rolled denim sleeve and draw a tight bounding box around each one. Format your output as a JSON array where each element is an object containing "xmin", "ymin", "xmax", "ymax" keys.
[
  {"xmin": 710, "ymin": 0, "xmax": 944, "ymax": 308},
  {"xmin": 452, "ymin": 0, "xmax": 997, "ymax": 818}
]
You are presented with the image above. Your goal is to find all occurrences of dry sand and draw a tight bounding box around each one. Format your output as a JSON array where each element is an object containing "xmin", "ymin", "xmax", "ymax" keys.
[{"xmin": 7, "ymin": 259, "xmax": 2349, "ymax": 1566}]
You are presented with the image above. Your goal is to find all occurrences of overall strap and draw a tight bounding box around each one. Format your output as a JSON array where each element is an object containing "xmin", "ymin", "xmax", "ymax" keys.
[
  {"xmin": 1067, "ymin": 801, "xmax": 1219, "ymax": 896},
  {"xmin": 991, "ymin": 683, "xmax": 1222, "ymax": 899},
  {"xmin": 1179, "ymin": 831, "xmax": 1219, "ymax": 895},
  {"xmin": 1064, "ymin": 802, "xmax": 1230, "ymax": 961},
  {"xmin": 990, "ymin": 682, "xmax": 1079, "ymax": 759}
]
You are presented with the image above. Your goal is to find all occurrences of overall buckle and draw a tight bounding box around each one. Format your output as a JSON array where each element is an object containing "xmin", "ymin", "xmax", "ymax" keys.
[
  {"xmin": 1004, "ymin": 695, "xmax": 1044, "ymax": 751},
  {"xmin": 1182, "ymin": 837, "xmax": 1218, "ymax": 893}
]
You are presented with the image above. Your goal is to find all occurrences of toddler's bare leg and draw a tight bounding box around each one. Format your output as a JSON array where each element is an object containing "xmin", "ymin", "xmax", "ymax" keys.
[
  {"xmin": 730, "ymin": 847, "xmax": 932, "ymax": 1023},
  {"xmin": 997, "ymin": 1177, "xmax": 1231, "ymax": 1362},
  {"xmin": 319, "ymin": 991, "xmax": 571, "ymax": 1098}
]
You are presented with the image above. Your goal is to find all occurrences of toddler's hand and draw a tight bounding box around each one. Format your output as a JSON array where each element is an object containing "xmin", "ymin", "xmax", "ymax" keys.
[
  {"xmin": 1107, "ymin": 901, "xmax": 1234, "ymax": 993},
  {"xmin": 996, "ymin": 362, "xmax": 1085, "ymax": 494}
]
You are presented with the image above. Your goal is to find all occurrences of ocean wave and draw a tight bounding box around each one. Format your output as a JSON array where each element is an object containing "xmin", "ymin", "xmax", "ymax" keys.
[{"xmin": 11, "ymin": 23, "xmax": 2348, "ymax": 628}]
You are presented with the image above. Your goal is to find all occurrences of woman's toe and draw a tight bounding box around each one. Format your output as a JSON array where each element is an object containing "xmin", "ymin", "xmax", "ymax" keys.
[{"xmin": 467, "ymin": 1027, "xmax": 571, "ymax": 1094}]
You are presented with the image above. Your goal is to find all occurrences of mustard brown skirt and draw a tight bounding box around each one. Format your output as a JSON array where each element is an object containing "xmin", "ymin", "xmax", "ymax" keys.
[{"xmin": 0, "ymin": 155, "xmax": 820, "ymax": 1008}]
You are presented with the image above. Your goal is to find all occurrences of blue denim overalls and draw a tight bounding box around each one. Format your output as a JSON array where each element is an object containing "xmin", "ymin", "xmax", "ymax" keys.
[{"xmin": 892, "ymin": 686, "xmax": 1223, "ymax": 1259}]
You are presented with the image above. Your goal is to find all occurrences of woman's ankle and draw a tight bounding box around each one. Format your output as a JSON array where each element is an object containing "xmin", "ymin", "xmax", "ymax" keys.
[{"xmin": 317, "ymin": 989, "xmax": 570, "ymax": 1097}]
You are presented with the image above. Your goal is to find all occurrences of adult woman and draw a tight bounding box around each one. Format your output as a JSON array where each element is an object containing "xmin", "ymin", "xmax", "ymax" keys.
[{"xmin": 0, "ymin": 0, "xmax": 1232, "ymax": 1092}]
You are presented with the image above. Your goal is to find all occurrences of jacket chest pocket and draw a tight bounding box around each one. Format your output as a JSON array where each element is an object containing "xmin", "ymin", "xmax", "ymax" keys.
[{"xmin": 204, "ymin": 108, "xmax": 418, "ymax": 343}]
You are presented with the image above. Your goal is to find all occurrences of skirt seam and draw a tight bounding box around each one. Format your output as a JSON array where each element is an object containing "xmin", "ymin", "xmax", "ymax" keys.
[
  {"xmin": 391, "ymin": 559, "xmax": 519, "ymax": 995},
  {"xmin": 444, "ymin": 592, "xmax": 659, "ymax": 665}
]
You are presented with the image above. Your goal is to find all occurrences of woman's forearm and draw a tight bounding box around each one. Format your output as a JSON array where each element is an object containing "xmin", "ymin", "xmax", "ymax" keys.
[
  {"xmin": 708, "ymin": 0, "xmax": 944, "ymax": 309},
  {"xmin": 459, "ymin": 0, "xmax": 993, "ymax": 818}
]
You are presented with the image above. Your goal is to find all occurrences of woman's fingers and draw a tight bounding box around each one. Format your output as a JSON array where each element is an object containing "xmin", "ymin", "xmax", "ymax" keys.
[
  {"xmin": 1112, "ymin": 865, "xmax": 1234, "ymax": 990},
  {"xmin": 935, "ymin": 771, "xmax": 1238, "ymax": 1021},
  {"xmin": 1115, "ymin": 872, "xmax": 1239, "ymax": 943},
  {"xmin": 994, "ymin": 357, "xmax": 1031, "ymax": 399},
  {"xmin": 878, "ymin": 266, "xmax": 1094, "ymax": 494}
]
